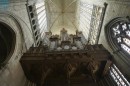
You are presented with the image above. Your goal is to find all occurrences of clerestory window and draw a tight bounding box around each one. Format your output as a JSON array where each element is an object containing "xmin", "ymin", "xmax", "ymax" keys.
[
  {"xmin": 27, "ymin": 1, "xmax": 48, "ymax": 46},
  {"xmin": 79, "ymin": 1, "xmax": 104, "ymax": 44}
]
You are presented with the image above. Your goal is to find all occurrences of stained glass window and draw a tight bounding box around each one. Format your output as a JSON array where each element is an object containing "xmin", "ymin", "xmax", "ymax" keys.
[{"xmin": 111, "ymin": 21, "xmax": 130, "ymax": 55}]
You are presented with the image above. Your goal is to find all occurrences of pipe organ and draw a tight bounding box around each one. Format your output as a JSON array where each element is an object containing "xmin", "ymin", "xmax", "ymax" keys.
[
  {"xmin": 20, "ymin": 28, "xmax": 113, "ymax": 86},
  {"xmin": 43, "ymin": 28, "xmax": 87, "ymax": 50}
]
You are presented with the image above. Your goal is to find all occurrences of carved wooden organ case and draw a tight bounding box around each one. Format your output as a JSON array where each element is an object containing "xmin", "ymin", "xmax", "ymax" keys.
[{"xmin": 20, "ymin": 29, "xmax": 112, "ymax": 86}]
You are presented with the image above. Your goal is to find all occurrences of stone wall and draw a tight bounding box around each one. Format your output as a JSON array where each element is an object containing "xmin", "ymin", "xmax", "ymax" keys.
[{"xmin": 0, "ymin": 1, "xmax": 34, "ymax": 86}]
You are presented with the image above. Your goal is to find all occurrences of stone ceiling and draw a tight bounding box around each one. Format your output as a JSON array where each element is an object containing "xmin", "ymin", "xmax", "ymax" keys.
[{"xmin": 45, "ymin": 0, "xmax": 79, "ymax": 35}]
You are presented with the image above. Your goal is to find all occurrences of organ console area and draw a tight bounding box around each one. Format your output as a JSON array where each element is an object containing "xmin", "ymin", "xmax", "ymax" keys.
[
  {"xmin": 20, "ymin": 28, "xmax": 113, "ymax": 86},
  {"xmin": 43, "ymin": 28, "xmax": 87, "ymax": 51}
]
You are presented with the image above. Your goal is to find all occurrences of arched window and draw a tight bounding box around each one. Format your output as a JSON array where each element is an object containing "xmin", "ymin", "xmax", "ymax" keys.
[
  {"xmin": 105, "ymin": 17, "xmax": 130, "ymax": 57},
  {"xmin": 105, "ymin": 17, "xmax": 130, "ymax": 85}
]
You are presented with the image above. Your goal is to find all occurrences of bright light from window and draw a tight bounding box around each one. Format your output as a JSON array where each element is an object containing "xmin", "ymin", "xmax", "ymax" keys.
[
  {"xmin": 36, "ymin": 6, "xmax": 45, "ymax": 14},
  {"xmin": 79, "ymin": 1, "xmax": 103, "ymax": 44},
  {"xmin": 126, "ymin": 30, "xmax": 130, "ymax": 37},
  {"xmin": 79, "ymin": 1, "xmax": 93, "ymax": 40},
  {"xmin": 35, "ymin": 2, "xmax": 44, "ymax": 9},
  {"xmin": 123, "ymin": 38, "xmax": 130, "ymax": 46},
  {"xmin": 110, "ymin": 64, "xmax": 130, "ymax": 86},
  {"xmin": 121, "ymin": 44, "xmax": 130, "ymax": 54},
  {"xmin": 35, "ymin": 1, "xmax": 47, "ymax": 38}
]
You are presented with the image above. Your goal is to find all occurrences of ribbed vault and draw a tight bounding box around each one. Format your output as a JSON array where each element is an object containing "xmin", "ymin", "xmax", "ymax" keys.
[{"xmin": 45, "ymin": 0, "xmax": 78, "ymax": 35}]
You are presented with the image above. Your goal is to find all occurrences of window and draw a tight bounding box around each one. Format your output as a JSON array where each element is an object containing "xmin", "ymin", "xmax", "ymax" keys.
[
  {"xmin": 110, "ymin": 64, "xmax": 130, "ymax": 86},
  {"xmin": 35, "ymin": 2, "xmax": 47, "ymax": 38},
  {"xmin": 79, "ymin": 1, "xmax": 104, "ymax": 45},
  {"xmin": 106, "ymin": 18, "xmax": 130, "ymax": 85},
  {"xmin": 111, "ymin": 21, "xmax": 130, "ymax": 55},
  {"xmin": 27, "ymin": 1, "xmax": 48, "ymax": 46},
  {"xmin": 105, "ymin": 17, "xmax": 130, "ymax": 57},
  {"xmin": 79, "ymin": 2, "xmax": 93, "ymax": 40}
]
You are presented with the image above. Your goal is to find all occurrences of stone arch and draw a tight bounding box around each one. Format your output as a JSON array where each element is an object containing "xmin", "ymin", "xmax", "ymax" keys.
[
  {"xmin": 0, "ymin": 12, "xmax": 25, "ymax": 67},
  {"xmin": 0, "ymin": 22, "xmax": 16, "ymax": 66},
  {"xmin": 0, "ymin": 11, "xmax": 34, "ymax": 86},
  {"xmin": 105, "ymin": 17, "xmax": 130, "ymax": 61}
]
